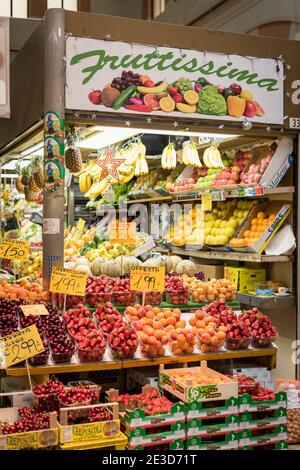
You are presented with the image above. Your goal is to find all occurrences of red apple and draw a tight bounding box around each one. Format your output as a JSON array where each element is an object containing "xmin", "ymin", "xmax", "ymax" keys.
[{"xmin": 88, "ymin": 90, "xmax": 102, "ymax": 105}]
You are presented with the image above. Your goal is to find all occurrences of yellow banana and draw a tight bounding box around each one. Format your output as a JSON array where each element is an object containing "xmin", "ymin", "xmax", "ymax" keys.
[
  {"xmin": 79, "ymin": 173, "xmax": 92, "ymax": 193},
  {"xmin": 84, "ymin": 178, "xmax": 108, "ymax": 198}
]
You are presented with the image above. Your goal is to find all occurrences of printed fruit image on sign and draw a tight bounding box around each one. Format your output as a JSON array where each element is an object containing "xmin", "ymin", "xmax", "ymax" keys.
[{"xmin": 66, "ymin": 38, "xmax": 283, "ymax": 124}]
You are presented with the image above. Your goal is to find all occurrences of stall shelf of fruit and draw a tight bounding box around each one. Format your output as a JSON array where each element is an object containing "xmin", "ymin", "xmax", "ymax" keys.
[
  {"xmin": 5, "ymin": 347, "xmax": 277, "ymax": 377},
  {"xmin": 156, "ymin": 247, "xmax": 292, "ymax": 263},
  {"xmin": 171, "ymin": 186, "xmax": 295, "ymax": 202},
  {"xmin": 236, "ymin": 293, "xmax": 295, "ymax": 309}
]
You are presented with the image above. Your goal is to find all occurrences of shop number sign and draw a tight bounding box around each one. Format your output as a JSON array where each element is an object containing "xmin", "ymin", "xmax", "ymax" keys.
[
  {"xmin": 49, "ymin": 267, "xmax": 88, "ymax": 296},
  {"xmin": 0, "ymin": 325, "xmax": 45, "ymax": 368},
  {"xmin": 20, "ymin": 304, "xmax": 49, "ymax": 317},
  {"xmin": 130, "ymin": 266, "xmax": 165, "ymax": 293},
  {"xmin": 0, "ymin": 239, "xmax": 29, "ymax": 260}
]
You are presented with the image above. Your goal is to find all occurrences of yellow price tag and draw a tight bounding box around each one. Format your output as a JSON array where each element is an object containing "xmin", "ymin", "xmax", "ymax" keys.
[
  {"xmin": 0, "ymin": 324, "xmax": 45, "ymax": 368},
  {"xmin": 49, "ymin": 267, "xmax": 88, "ymax": 296},
  {"xmin": 130, "ymin": 265, "xmax": 165, "ymax": 293},
  {"xmin": 0, "ymin": 239, "xmax": 29, "ymax": 260},
  {"xmin": 20, "ymin": 304, "xmax": 49, "ymax": 316},
  {"xmin": 202, "ymin": 193, "xmax": 212, "ymax": 211},
  {"xmin": 109, "ymin": 221, "xmax": 136, "ymax": 246}
]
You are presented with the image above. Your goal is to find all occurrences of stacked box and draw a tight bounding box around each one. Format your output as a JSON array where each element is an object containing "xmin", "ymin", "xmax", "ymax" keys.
[
  {"xmin": 186, "ymin": 432, "xmax": 239, "ymax": 450},
  {"xmin": 123, "ymin": 403, "xmax": 186, "ymax": 449},
  {"xmin": 238, "ymin": 392, "xmax": 288, "ymax": 449},
  {"xmin": 185, "ymin": 398, "xmax": 239, "ymax": 450}
]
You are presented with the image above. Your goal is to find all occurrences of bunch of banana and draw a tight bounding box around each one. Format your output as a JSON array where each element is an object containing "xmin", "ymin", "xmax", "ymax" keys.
[
  {"xmin": 84, "ymin": 177, "xmax": 109, "ymax": 199},
  {"xmin": 134, "ymin": 140, "xmax": 148, "ymax": 176},
  {"xmin": 203, "ymin": 144, "xmax": 224, "ymax": 169},
  {"xmin": 181, "ymin": 142, "xmax": 202, "ymax": 167},
  {"xmin": 79, "ymin": 173, "xmax": 92, "ymax": 193},
  {"xmin": 2, "ymin": 186, "xmax": 10, "ymax": 205},
  {"xmin": 161, "ymin": 143, "xmax": 177, "ymax": 170}
]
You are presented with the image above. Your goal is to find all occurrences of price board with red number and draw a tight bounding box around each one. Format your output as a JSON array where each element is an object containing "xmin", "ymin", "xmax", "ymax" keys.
[
  {"xmin": 0, "ymin": 239, "xmax": 30, "ymax": 260},
  {"xmin": 130, "ymin": 266, "xmax": 165, "ymax": 293},
  {"xmin": 0, "ymin": 325, "xmax": 45, "ymax": 368},
  {"xmin": 49, "ymin": 267, "xmax": 88, "ymax": 296}
]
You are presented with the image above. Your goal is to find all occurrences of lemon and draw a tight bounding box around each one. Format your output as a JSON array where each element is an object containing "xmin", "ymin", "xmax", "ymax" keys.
[
  {"xmin": 240, "ymin": 90, "xmax": 253, "ymax": 101},
  {"xmin": 159, "ymin": 96, "xmax": 175, "ymax": 112}
]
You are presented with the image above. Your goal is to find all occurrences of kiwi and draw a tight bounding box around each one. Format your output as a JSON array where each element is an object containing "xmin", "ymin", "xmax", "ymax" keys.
[{"xmin": 101, "ymin": 86, "xmax": 120, "ymax": 107}]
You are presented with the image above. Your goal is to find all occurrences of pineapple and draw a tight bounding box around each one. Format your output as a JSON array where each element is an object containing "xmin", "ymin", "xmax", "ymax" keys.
[
  {"xmin": 15, "ymin": 163, "xmax": 24, "ymax": 193},
  {"xmin": 32, "ymin": 155, "xmax": 44, "ymax": 189},
  {"xmin": 65, "ymin": 125, "xmax": 83, "ymax": 173},
  {"xmin": 21, "ymin": 165, "xmax": 30, "ymax": 186},
  {"xmin": 24, "ymin": 185, "xmax": 37, "ymax": 202}
]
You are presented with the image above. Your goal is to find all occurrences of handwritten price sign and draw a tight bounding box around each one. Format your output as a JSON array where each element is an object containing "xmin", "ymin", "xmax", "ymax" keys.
[
  {"xmin": 20, "ymin": 304, "xmax": 49, "ymax": 316},
  {"xmin": 0, "ymin": 239, "xmax": 30, "ymax": 260},
  {"xmin": 109, "ymin": 221, "xmax": 136, "ymax": 246},
  {"xmin": 49, "ymin": 267, "xmax": 88, "ymax": 296},
  {"xmin": 0, "ymin": 325, "xmax": 45, "ymax": 368},
  {"xmin": 130, "ymin": 266, "xmax": 165, "ymax": 293}
]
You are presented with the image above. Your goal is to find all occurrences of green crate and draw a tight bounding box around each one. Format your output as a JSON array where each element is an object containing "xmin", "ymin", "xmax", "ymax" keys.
[
  {"xmin": 130, "ymin": 439, "xmax": 186, "ymax": 450},
  {"xmin": 239, "ymin": 392, "xmax": 287, "ymax": 413},
  {"xmin": 186, "ymin": 432, "xmax": 239, "ymax": 450},
  {"xmin": 186, "ymin": 397, "xmax": 239, "ymax": 419},
  {"xmin": 126, "ymin": 421, "xmax": 186, "ymax": 448},
  {"xmin": 122, "ymin": 403, "xmax": 185, "ymax": 431},
  {"xmin": 238, "ymin": 425, "xmax": 288, "ymax": 447},
  {"xmin": 239, "ymin": 408, "xmax": 287, "ymax": 431},
  {"xmin": 186, "ymin": 414, "xmax": 239, "ymax": 438}
]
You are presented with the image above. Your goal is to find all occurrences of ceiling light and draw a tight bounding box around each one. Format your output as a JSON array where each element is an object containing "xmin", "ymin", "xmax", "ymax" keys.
[{"xmin": 78, "ymin": 128, "xmax": 138, "ymax": 150}]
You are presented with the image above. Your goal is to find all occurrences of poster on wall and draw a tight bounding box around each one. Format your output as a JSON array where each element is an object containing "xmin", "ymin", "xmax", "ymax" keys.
[
  {"xmin": 0, "ymin": 17, "xmax": 10, "ymax": 118},
  {"xmin": 66, "ymin": 37, "xmax": 284, "ymax": 125}
]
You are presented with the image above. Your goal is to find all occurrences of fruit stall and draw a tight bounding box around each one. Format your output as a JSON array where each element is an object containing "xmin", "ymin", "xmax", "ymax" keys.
[{"xmin": 0, "ymin": 9, "xmax": 300, "ymax": 451}]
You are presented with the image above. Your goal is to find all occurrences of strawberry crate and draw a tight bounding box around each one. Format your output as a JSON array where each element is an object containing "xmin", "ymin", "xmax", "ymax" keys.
[
  {"xmin": 186, "ymin": 397, "xmax": 239, "ymax": 420},
  {"xmin": 186, "ymin": 432, "xmax": 239, "ymax": 450},
  {"xmin": 238, "ymin": 424, "xmax": 288, "ymax": 448},
  {"xmin": 239, "ymin": 440, "xmax": 288, "ymax": 450},
  {"xmin": 0, "ymin": 409, "xmax": 58, "ymax": 450},
  {"xmin": 159, "ymin": 361, "xmax": 238, "ymax": 403},
  {"xmin": 106, "ymin": 385, "xmax": 185, "ymax": 431},
  {"xmin": 239, "ymin": 408, "xmax": 287, "ymax": 431},
  {"xmin": 126, "ymin": 421, "xmax": 186, "ymax": 449},
  {"xmin": 186, "ymin": 414, "xmax": 239, "ymax": 438},
  {"xmin": 239, "ymin": 391, "xmax": 287, "ymax": 413},
  {"xmin": 58, "ymin": 402, "xmax": 120, "ymax": 444},
  {"xmin": 129, "ymin": 439, "xmax": 186, "ymax": 450}
]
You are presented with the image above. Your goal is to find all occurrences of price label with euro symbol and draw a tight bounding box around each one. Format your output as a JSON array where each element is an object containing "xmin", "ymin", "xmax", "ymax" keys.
[
  {"xmin": 130, "ymin": 266, "xmax": 165, "ymax": 293},
  {"xmin": 49, "ymin": 267, "xmax": 88, "ymax": 296}
]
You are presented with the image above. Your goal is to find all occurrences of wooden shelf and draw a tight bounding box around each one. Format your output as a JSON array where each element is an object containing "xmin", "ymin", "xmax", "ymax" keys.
[
  {"xmin": 237, "ymin": 293, "xmax": 295, "ymax": 309},
  {"xmin": 6, "ymin": 348, "xmax": 277, "ymax": 376},
  {"xmin": 155, "ymin": 247, "xmax": 292, "ymax": 263}
]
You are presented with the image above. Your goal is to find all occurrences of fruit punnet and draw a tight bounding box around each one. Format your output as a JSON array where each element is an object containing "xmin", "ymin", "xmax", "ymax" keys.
[
  {"xmin": 94, "ymin": 302, "xmax": 123, "ymax": 334},
  {"xmin": 107, "ymin": 323, "xmax": 138, "ymax": 359},
  {"xmin": 236, "ymin": 375, "xmax": 275, "ymax": 401},
  {"xmin": 183, "ymin": 276, "xmax": 236, "ymax": 303},
  {"xmin": 189, "ymin": 309, "xmax": 226, "ymax": 353},
  {"xmin": 32, "ymin": 379, "xmax": 64, "ymax": 412},
  {"xmin": 109, "ymin": 388, "xmax": 173, "ymax": 416}
]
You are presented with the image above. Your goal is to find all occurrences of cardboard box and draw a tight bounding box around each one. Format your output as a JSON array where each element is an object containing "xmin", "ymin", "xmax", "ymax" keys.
[
  {"xmin": 238, "ymin": 425, "xmax": 287, "ymax": 448},
  {"xmin": 239, "ymin": 408, "xmax": 287, "ymax": 431},
  {"xmin": 186, "ymin": 432, "xmax": 239, "ymax": 450},
  {"xmin": 260, "ymin": 137, "xmax": 294, "ymax": 188},
  {"xmin": 131, "ymin": 439, "xmax": 185, "ymax": 450},
  {"xmin": 186, "ymin": 397, "xmax": 239, "ymax": 419},
  {"xmin": 239, "ymin": 391, "xmax": 287, "ymax": 413},
  {"xmin": 186, "ymin": 414, "xmax": 239, "ymax": 438},
  {"xmin": 159, "ymin": 362, "xmax": 238, "ymax": 403},
  {"xmin": 224, "ymin": 266, "xmax": 266, "ymax": 292},
  {"xmin": 126, "ymin": 422, "xmax": 186, "ymax": 448},
  {"xmin": 194, "ymin": 264, "xmax": 224, "ymax": 281},
  {"xmin": 229, "ymin": 201, "xmax": 291, "ymax": 253}
]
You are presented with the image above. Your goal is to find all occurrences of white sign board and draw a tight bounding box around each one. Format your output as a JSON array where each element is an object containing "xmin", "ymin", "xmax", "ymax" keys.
[
  {"xmin": 0, "ymin": 17, "xmax": 9, "ymax": 118},
  {"xmin": 66, "ymin": 37, "xmax": 284, "ymax": 125}
]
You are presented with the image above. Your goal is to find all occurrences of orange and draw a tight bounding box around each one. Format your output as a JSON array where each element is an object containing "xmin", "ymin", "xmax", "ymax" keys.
[
  {"xmin": 268, "ymin": 214, "xmax": 276, "ymax": 221},
  {"xmin": 251, "ymin": 218, "xmax": 258, "ymax": 226},
  {"xmin": 257, "ymin": 211, "xmax": 266, "ymax": 220},
  {"xmin": 160, "ymin": 96, "xmax": 175, "ymax": 112},
  {"xmin": 244, "ymin": 230, "xmax": 251, "ymax": 238},
  {"xmin": 183, "ymin": 90, "xmax": 199, "ymax": 105}
]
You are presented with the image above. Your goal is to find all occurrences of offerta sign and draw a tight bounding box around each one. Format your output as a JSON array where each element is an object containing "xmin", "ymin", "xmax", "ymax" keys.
[{"xmin": 66, "ymin": 37, "xmax": 283, "ymax": 124}]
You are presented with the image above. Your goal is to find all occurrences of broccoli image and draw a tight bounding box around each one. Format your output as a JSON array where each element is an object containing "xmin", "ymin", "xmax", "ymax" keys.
[{"xmin": 197, "ymin": 85, "xmax": 227, "ymax": 116}]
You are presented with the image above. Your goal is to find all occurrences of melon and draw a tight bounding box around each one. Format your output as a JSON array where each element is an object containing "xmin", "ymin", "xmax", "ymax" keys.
[
  {"xmin": 75, "ymin": 265, "xmax": 92, "ymax": 276},
  {"xmin": 160, "ymin": 255, "xmax": 173, "ymax": 273},
  {"xmin": 91, "ymin": 257, "xmax": 106, "ymax": 276},
  {"xmin": 101, "ymin": 261, "xmax": 121, "ymax": 277},
  {"xmin": 143, "ymin": 258, "xmax": 162, "ymax": 268},
  {"xmin": 64, "ymin": 261, "xmax": 76, "ymax": 270},
  {"xmin": 75, "ymin": 257, "xmax": 91, "ymax": 268},
  {"xmin": 170, "ymin": 255, "xmax": 182, "ymax": 272},
  {"xmin": 176, "ymin": 260, "xmax": 197, "ymax": 277}
]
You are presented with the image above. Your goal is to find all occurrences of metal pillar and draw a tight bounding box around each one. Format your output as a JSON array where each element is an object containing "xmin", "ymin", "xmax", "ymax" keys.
[{"xmin": 43, "ymin": 9, "xmax": 65, "ymax": 287}]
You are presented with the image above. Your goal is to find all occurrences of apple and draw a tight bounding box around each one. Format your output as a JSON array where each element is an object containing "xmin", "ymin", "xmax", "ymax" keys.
[
  {"xmin": 244, "ymin": 101, "xmax": 257, "ymax": 118},
  {"xmin": 88, "ymin": 90, "xmax": 102, "ymax": 105}
]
